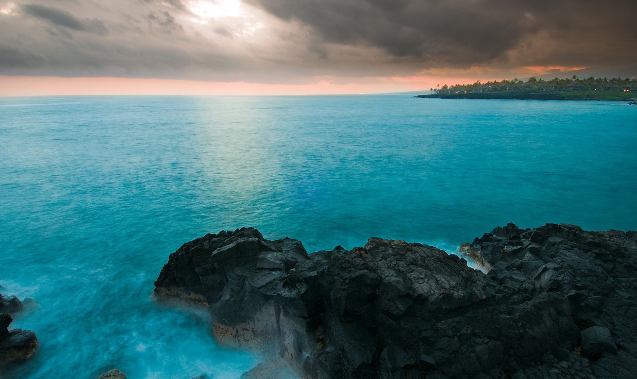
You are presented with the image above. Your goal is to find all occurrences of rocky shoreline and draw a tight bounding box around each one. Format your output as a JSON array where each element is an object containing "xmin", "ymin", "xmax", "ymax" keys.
[
  {"xmin": 155, "ymin": 223, "xmax": 637, "ymax": 379},
  {"xmin": 0, "ymin": 291, "xmax": 39, "ymax": 367}
]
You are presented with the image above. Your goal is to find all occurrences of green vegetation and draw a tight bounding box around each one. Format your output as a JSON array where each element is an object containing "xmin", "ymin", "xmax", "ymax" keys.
[{"xmin": 418, "ymin": 76, "xmax": 637, "ymax": 101}]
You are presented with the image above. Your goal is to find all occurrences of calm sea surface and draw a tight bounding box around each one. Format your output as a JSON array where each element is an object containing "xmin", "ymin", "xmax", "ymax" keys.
[{"xmin": 1, "ymin": 95, "xmax": 636, "ymax": 378}]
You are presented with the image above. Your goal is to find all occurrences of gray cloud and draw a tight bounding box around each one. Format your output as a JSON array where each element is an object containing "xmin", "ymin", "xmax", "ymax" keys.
[
  {"xmin": 247, "ymin": 0, "xmax": 637, "ymax": 69},
  {"xmin": 140, "ymin": 0, "xmax": 189, "ymax": 13},
  {"xmin": 0, "ymin": 44, "xmax": 46, "ymax": 68},
  {"xmin": 145, "ymin": 11, "xmax": 183, "ymax": 34},
  {"xmin": 1, "ymin": 0, "xmax": 636, "ymax": 82},
  {"xmin": 21, "ymin": 4, "xmax": 108, "ymax": 35}
]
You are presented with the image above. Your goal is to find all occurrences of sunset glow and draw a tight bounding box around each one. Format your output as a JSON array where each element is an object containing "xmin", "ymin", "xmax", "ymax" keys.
[
  {"xmin": 522, "ymin": 66, "xmax": 588, "ymax": 75},
  {"xmin": 1, "ymin": 0, "xmax": 635, "ymax": 95},
  {"xmin": 0, "ymin": 76, "xmax": 462, "ymax": 96}
]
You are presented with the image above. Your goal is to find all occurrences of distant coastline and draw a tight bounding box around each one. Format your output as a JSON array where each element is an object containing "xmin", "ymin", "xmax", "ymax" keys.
[{"xmin": 418, "ymin": 76, "xmax": 637, "ymax": 101}]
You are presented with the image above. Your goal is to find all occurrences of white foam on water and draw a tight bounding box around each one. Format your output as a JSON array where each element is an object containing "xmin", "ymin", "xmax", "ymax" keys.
[{"xmin": 1, "ymin": 268, "xmax": 259, "ymax": 379}]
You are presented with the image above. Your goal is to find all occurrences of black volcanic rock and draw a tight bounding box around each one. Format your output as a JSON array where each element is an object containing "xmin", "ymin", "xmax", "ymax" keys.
[
  {"xmin": 0, "ymin": 294, "xmax": 23, "ymax": 314},
  {"xmin": 241, "ymin": 357, "xmax": 297, "ymax": 379},
  {"xmin": 467, "ymin": 223, "xmax": 637, "ymax": 378},
  {"xmin": 155, "ymin": 225, "xmax": 637, "ymax": 379},
  {"xmin": 0, "ymin": 313, "xmax": 39, "ymax": 365},
  {"xmin": 0, "ymin": 289, "xmax": 39, "ymax": 366},
  {"xmin": 0, "ymin": 314, "xmax": 11, "ymax": 333},
  {"xmin": 96, "ymin": 369, "xmax": 127, "ymax": 379},
  {"xmin": 580, "ymin": 326, "xmax": 617, "ymax": 358}
]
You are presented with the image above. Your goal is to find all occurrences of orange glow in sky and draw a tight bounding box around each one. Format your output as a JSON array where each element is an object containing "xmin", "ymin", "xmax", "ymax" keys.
[{"xmin": 522, "ymin": 66, "xmax": 587, "ymax": 75}]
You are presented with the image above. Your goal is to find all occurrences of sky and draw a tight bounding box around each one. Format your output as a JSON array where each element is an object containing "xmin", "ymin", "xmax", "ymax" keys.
[{"xmin": 1, "ymin": 0, "xmax": 636, "ymax": 95}]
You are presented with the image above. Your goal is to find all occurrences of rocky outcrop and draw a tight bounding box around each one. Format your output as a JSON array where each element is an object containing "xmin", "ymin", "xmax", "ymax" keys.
[
  {"xmin": 154, "ymin": 225, "xmax": 637, "ymax": 379},
  {"xmin": 96, "ymin": 369, "xmax": 127, "ymax": 379},
  {"xmin": 0, "ymin": 288, "xmax": 39, "ymax": 366},
  {"xmin": 0, "ymin": 313, "xmax": 39, "ymax": 365},
  {"xmin": 468, "ymin": 223, "xmax": 637, "ymax": 378},
  {"xmin": 0, "ymin": 293, "xmax": 23, "ymax": 314}
]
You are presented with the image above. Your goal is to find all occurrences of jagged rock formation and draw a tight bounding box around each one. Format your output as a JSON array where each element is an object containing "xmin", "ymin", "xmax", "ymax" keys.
[
  {"xmin": 0, "ymin": 293, "xmax": 23, "ymax": 315},
  {"xmin": 0, "ymin": 289, "xmax": 39, "ymax": 366},
  {"xmin": 468, "ymin": 223, "xmax": 637, "ymax": 378},
  {"xmin": 154, "ymin": 225, "xmax": 637, "ymax": 379},
  {"xmin": 0, "ymin": 313, "xmax": 39, "ymax": 365}
]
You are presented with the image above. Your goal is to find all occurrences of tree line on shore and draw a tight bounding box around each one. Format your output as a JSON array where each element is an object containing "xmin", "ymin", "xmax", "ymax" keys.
[
  {"xmin": 425, "ymin": 76, "xmax": 637, "ymax": 100},
  {"xmin": 435, "ymin": 76, "xmax": 636, "ymax": 93}
]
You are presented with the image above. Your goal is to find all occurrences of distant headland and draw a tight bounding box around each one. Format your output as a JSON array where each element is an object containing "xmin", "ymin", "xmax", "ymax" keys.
[{"xmin": 418, "ymin": 76, "xmax": 637, "ymax": 101}]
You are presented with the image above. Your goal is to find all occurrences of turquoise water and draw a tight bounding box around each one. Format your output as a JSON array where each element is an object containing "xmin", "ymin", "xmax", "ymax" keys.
[{"xmin": 1, "ymin": 95, "xmax": 636, "ymax": 379}]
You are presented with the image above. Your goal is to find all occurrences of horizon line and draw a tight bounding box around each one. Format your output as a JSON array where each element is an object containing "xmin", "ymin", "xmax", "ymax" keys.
[{"xmin": 0, "ymin": 76, "xmax": 444, "ymax": 97}]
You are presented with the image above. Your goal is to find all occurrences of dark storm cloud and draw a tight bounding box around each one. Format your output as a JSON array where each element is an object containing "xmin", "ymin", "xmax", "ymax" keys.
[
  {"xmin": 247, "ymin": 0, "xmax": 637, "ymax": 68},
  {"xmin": 247, "ymin": 0, "xmax": 527, "ymax": 59},
  {"xmin": 1, "ymin": 0, "xmax": 636, "ymax": 81},
  {"xmin": 21, "ymin": 4, "xmax": 108, "ymax": 35}
]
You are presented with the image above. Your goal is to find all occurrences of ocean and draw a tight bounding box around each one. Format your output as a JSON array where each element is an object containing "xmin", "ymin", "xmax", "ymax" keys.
[{"xmin": 1, "ymin": 95, "xmax": 636, "ymax": 379}]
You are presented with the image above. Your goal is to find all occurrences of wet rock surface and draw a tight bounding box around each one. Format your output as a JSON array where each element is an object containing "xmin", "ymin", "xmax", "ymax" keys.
[
  {"xmin": 0, "ymin": 289, "xmax": 39, "ymax": 366},
  {"xmin": 155, "ymin": 224, "xmax": 637, "ymax": 379},
  {"xmin": 241, "ymin": 357, "xmax": 297, "ymax": 379},
  {"xmin": 0, "ymin": 313, "xmax": 39, "ymax": 365},
  {"xmin": 0, "ymin": 294, "xmax": 23, "ymax": 315}
]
